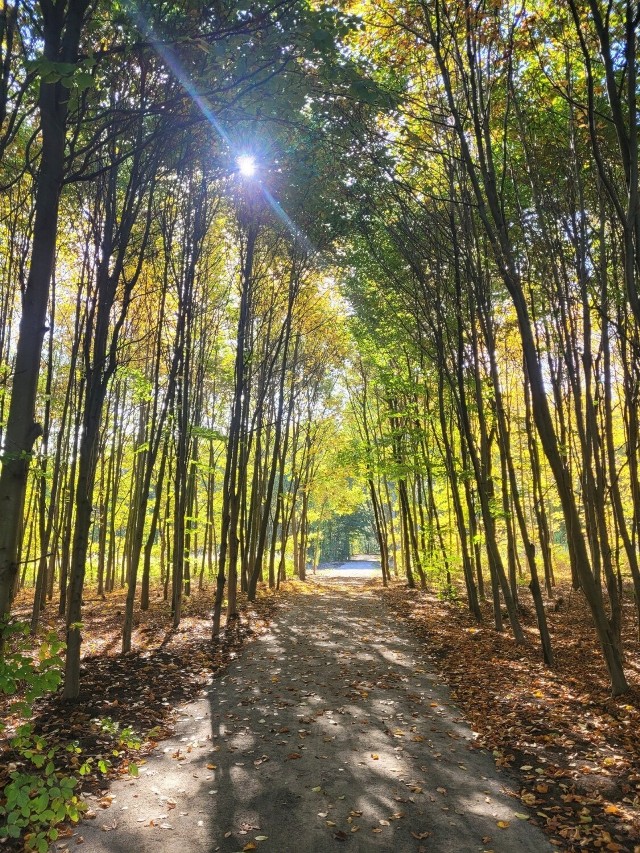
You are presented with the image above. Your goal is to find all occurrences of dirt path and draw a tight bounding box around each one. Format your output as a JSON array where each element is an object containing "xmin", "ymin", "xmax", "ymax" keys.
[{"xmin": 69, "ymin": 579, "xmax": 551, "ymax": 852}]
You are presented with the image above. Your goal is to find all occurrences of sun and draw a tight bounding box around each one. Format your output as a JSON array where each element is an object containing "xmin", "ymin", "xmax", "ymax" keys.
[{"xmin": 237, "ymin": 155, "xmax": 257, "ymax": 177}]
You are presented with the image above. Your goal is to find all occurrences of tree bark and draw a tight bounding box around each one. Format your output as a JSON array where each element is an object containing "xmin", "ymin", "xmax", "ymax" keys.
[{"xmin": 0, "ymin": 0, "xmax": 90, "ymax": 617}]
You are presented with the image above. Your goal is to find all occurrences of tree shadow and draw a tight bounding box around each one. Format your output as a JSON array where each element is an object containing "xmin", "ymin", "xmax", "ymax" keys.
[{"xmin": 68, "ymin": 584, "xmax": 552, "ymax": 852}]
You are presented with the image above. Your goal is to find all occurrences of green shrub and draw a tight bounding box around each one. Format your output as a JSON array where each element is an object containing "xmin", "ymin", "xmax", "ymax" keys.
[
  {"xmin": 0, "ymin": 620, "xmax": 84, "ymax": 851},
  {"xmin": 0, "ymin": 724, "xmax": 84, "ymax": 852},
  {"xmin": 0, "ymin": 622, "xmax": 65, "ymax": 716}
]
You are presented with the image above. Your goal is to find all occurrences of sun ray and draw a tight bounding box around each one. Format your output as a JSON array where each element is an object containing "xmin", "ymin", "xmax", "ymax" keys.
[{"xmin": 124, "ymin": 1, "xmax": 313, "ymax": 253}]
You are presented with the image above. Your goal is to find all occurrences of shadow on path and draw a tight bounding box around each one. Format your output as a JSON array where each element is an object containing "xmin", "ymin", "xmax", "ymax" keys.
[{"xmin": 72, "ymin": 581, "xmax": 551, "ymax": 852}]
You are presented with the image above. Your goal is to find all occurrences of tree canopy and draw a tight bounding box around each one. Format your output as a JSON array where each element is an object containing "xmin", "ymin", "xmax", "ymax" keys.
[{"xmin": 2, "ymin": 0, "xmax": 640, "ymax": 846}]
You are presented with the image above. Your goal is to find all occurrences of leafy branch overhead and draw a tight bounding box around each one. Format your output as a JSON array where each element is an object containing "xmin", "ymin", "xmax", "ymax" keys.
[{"xmin": 1, "ymin": 0, "xmax": 640, "ymax": 850}]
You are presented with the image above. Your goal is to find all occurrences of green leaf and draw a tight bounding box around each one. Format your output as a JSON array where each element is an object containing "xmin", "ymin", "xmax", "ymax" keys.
[{"xmin": 310, "ymin": 29, "xmax": 334, "ymax": 51}]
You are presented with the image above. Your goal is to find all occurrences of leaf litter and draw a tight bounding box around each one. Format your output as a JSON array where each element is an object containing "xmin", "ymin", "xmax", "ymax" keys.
[
  {"xmin": 0, "ymin": 585, "xmax": 275, "ymax": 852},
  {"xmin": 382, "ymin": 582, "xmax": 640, "ymax": 852}
]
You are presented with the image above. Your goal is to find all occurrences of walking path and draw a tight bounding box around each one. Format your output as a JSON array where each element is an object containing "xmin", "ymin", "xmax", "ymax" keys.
[{"xmin": 71, "ymin": 576, "xmax": 551, "ymax": 852}]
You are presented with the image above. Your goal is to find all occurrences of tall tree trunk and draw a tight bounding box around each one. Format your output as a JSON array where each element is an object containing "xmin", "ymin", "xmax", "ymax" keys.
[
  {"xmin": 213, "ymin": 219, "xmax": 258, "ymax": 638},
  {"xmin": 425, "ymin": 8, "xmax": 628, "ymax": 692},
  {"xmin": 0, "ymin": 0, "xmax": 90, "ymax": 617}
]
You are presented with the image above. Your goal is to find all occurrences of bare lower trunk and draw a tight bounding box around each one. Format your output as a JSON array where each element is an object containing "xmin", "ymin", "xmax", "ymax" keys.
[{"xmin": 0, "ymin": 0, "xmax": 89, "ymax": 618}]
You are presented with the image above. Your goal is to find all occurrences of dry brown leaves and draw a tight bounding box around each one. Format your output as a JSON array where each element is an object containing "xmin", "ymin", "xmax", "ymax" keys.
[
  {"xmin": 1, "ymin": 584, "xmax": 276, "ymax": 851},
  {"xmin": 382, "ymin": 582, "xmax": 640, "ymax": 852}
]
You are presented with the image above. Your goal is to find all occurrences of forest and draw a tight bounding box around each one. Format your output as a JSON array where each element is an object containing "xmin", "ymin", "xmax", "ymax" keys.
[{"xmin": 1, "ymin": 0, "xmax": 640, "ymax": 851}]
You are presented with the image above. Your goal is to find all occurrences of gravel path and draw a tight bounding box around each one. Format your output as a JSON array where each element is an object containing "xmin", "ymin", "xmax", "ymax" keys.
[{"xmin": 70, "ymin": 578, "xmax": 551, "ymax": 852}]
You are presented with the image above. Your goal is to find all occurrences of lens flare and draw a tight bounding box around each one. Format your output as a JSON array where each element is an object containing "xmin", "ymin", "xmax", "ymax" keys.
[
  {"xmin": 237, "ymin": 155, "xmax": 257, "ymax": 177},
  {"xmin": 125, "ymin": 1, "xmax": 313, "ymax": 252}
]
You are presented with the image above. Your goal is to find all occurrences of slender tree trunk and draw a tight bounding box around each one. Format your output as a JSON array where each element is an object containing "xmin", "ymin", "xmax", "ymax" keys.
[
  {"xmin": 0, "ymin": 0, "xmax": 90, "ymax": 617},
  {"xmin": 425, "ymin": 9, "xmax": 628, "ymax": 692},
  {"xmin": 213, "ymin": 219, "xmax": 258, "ymax": 637}
]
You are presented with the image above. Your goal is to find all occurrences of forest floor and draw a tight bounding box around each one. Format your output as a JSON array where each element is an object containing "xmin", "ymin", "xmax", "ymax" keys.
[
  {"xmin": 0, "ymin": 574, "xmax": 639, "ymax": 852},
  {"xmin": 382, "ymin": 579, "xmax": 640, "ymax": 852},
  {"xmin": 0, "ymin": 586, "xmax": 275, "ymax": 852}
]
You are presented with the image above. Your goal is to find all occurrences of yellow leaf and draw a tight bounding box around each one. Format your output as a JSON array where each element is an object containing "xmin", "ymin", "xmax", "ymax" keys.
[
  {"xmin": 243, "ymin": 844, "xmax": 257, "ymax": 852},
  {"xmin": 497, "ymin": 820, "xmax": 510, "ymax": 829}
]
